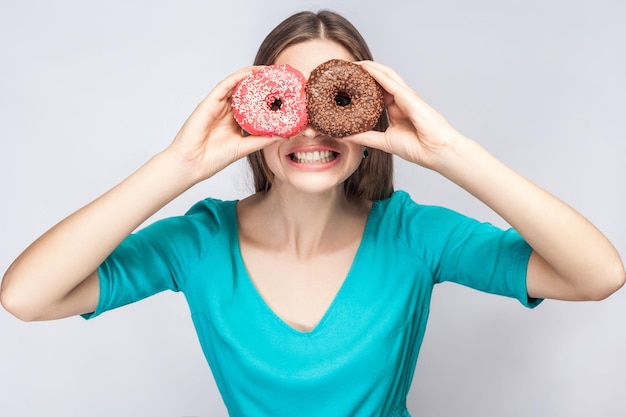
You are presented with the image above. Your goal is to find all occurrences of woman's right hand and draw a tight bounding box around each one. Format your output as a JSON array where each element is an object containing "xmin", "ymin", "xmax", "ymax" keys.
[
  {"xmin": 166, "ymin": 66, "xmax": 282, "ymax": 184},
  {"xmin": 0, "ymin": 67, "xmax": 281, "ymax": 322}
]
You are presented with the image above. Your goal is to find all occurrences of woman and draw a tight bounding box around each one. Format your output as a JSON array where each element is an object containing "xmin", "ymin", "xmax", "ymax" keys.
[{"xmin": 1, "ymin": 10, "xmax": 624, "ymax": 417}]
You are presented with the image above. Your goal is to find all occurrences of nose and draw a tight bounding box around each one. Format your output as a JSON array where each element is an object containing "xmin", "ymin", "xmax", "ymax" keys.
[{"xmin": 299, "ymin": 124, "xmax": 321, "ymax": 139}]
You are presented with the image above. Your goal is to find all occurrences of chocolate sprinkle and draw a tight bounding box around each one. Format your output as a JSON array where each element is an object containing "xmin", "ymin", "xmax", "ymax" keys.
[{"xmin": 305, "ymin": 59, "xmax": 384, "ymax": 138}]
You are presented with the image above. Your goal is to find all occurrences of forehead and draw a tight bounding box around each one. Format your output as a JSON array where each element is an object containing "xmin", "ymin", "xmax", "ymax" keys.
[{"xmin": 273, "ymin": 39, "xmax": 355, "ymax": 79}]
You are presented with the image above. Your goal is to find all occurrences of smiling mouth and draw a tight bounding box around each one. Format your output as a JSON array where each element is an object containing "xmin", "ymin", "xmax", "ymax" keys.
[{"xmin": 289, "ymin": 150, "xmax": 338, "ymax": 164}]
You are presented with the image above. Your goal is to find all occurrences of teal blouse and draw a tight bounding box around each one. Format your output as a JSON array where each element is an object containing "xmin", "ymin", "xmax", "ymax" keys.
[{"xmin": 84, "ymin": 191, "xmax": 540, "ymax": 417}]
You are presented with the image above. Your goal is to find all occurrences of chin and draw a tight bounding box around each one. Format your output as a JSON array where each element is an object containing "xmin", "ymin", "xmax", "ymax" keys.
[{"xmin": 275, "ymin": 176, "xmax": 347, "ymax": 197}]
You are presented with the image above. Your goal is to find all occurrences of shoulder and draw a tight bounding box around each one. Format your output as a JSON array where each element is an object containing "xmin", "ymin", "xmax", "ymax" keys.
[
  {"xmin": 375, "ymin": 190, "xmax": 468, "ymax": 229},
  {"xmin": 184, "ymin": 197, "xmax": 238, "ymax": 232},
  {"xmin": 182, "ymin": 198, "xmax": 237, "ymax": 235},
  {"xmin": 130, "ymin": 197, "xmax": 237, "ymax": 252},
  {"xmin": 372, "ymin": 190, "xmax": 484, "ymax": 258}
]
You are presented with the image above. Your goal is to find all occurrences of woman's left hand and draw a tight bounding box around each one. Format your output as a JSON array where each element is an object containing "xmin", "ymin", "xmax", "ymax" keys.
[
  {"xmin": 348, "ymin": 62, "xmax": 625, "ymax": 302},
  {"xmin": 344, "ymin": 61, "xmax": 464, "ymax": 171}
]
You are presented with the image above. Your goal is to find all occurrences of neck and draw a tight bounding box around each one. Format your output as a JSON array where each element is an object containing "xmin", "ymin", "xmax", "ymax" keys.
[{"xmin": 245, "ymin": 185, "xmax": 369, "ymax": 259}]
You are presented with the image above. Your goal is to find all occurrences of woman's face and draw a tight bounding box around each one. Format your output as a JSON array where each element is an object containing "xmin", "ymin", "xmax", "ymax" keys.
[{"xmin": 262, "ymin": 39, "xmax": 365, "ymax": 197}]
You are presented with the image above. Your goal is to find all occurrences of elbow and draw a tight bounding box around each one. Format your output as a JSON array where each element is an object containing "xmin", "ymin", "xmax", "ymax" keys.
[
  {"xmin": 0, "ymin": 288, "xmax": 39, "ymax": 322},
  {"xmin": 586, "ymin": 263, "xmax": 626, "ymax": 301},
  {"xmin": 1, "ymin": 267, "xmax": 41, "ymax": 322}
]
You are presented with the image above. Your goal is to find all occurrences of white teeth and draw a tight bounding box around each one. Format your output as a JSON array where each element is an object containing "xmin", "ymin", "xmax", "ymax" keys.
[{"xmin": 291, "ymin": 150, "xmax": 336, "ymax": 163}]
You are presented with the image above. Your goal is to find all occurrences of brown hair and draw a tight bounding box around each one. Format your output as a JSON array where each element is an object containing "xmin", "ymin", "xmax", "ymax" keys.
[{"xmin": 247, "ymin": 10, "xmax": 393, "ymax": 201}]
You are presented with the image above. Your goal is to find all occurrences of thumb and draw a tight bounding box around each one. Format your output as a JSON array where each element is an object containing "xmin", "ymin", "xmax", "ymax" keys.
[
  {"xmin": 342, "ymin": 130, "xmax": 391, "ymax": 154},
  {"xmin": 238, "ymin": 134, "xmax": 285, "ymax": 157}
]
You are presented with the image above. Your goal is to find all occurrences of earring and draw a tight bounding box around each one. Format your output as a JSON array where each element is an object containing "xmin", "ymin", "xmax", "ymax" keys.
[{"xmin": 362, "ymin": 147, "xmax": 369, "ymax": 159}]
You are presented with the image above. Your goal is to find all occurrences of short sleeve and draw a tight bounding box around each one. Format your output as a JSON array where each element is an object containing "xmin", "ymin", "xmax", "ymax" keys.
[
  {"xmin": 435, "ymin": 219, "xmax": 541, "ymax": 308},
  {"xmin": 82, "ymin": 199, "xmax": 222, "ymax": 319},
  {"xmin": 389, "ymin": 191, "xmax": 542, "ymax": 308}
]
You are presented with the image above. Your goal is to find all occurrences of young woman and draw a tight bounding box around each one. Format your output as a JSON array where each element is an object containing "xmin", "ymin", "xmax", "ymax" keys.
[{"xmin": 2, "ymin": 10, "xmax": 624, "ymax": 417}]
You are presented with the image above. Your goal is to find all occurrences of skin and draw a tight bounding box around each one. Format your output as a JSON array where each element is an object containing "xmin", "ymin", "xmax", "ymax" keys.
[
  {"xmin": 345, "ymin": 60, "xmax": 626, "ymax": 302},
  {"xmin": 237, "ymin": 41, "xmax": 372, "ymax": 330},
  {"xmin": 1, "ymin": 40, "xmax": 624, "ymax": 332}
]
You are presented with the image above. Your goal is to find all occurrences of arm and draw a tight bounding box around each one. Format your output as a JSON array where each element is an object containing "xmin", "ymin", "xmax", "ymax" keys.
[
  {"xmin": 349, "ymin": 61, "xmax": 625, "ymax": 301},
  {"xmin": 0, "ymin": 67, "xmax": 280, "ymax": 321},
  {"xmin": 438, "ymin": 137, "xmax": 624, "ymax": 301}
]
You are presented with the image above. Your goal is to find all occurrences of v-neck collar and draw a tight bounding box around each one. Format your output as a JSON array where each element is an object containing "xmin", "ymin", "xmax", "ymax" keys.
[{"xmin": 227, "ymin": 199, "xmax": 379, "ymax": 335}]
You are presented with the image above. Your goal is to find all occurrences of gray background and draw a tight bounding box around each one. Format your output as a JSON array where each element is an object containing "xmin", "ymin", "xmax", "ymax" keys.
[{"xmin": 1, "ymin": 0, "xmax": 625, "ymax": 416}]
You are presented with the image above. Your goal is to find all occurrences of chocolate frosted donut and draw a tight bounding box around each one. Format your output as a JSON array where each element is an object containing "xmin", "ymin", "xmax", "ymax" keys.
[
  {"xmin": 231, "ymin": 64, "xmax": 308, "ymax": 137},
  {"xmin": 305, "ymin": 59, "xmax": 384, "ymax": 138}
]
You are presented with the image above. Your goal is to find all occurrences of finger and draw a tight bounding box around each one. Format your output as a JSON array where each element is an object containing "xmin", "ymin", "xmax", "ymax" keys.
[
  {"xmin": 361, "ymin": 65, "xmax": 407, "ymax": 99},
  {"xmin": 357, "ymin": 60, "xmax": 411, "ymax": 90},
  {"xmin": 381, "ymin": 89, "xmax": 396, "ymax": 108},
  {"xmin": 356, "ymin": 62, "xmax": 415, "ymax": 123},
  {"xmin": 360, "ymin": 61, "xmax": 438, "ymax": 126},
  {"xmin": 203, "ymin": 66, "xmax": 262, "ymax": 106},
  {"xmin": 182, "ymin": 66, "xmax": 264, "ymax": 132},
  {"xmin": 236, "ymin": 134, "xmax": 285, "ymax": 157},
  {"xmin": 359, "ymin": 61, "xmax": 433, "ymax": 124},
  {"xmin": 218, "ymin": 65, "xmax": 267, "ymax": 101},
  {"xmin": 191, "ymin": 66, "xmax": 265, "ymax": 122},
  {"xmin": 342, "ymin": 130, "xmax": 391, "ymax": 153}
]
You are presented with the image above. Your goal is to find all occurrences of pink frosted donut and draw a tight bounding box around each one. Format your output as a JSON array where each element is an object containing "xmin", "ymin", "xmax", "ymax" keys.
[{"xmin": 231, "ymin": 64, "xmax": 308, "ymax": 137}]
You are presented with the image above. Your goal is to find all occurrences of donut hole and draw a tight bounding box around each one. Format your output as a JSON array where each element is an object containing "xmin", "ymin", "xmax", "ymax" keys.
[
  {"xmin": 266, "ymin": 94, "xmax": 283, "ymax": 111},
  {"xmin": 334, "ymin": 92, "xmax": 352, "ymax": 107},
  {"xmin": 270, "ymin": 98, "xmax": 283, "ymax": 111},
  {"xmin": 305, "ymin": 59, "xmax": 384, "ymax": 137}
]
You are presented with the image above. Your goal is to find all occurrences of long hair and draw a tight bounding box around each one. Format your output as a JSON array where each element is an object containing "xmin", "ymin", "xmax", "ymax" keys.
[{"xmin": 246, "ymin": 10, "xmax": 393, "ymax": 201}]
